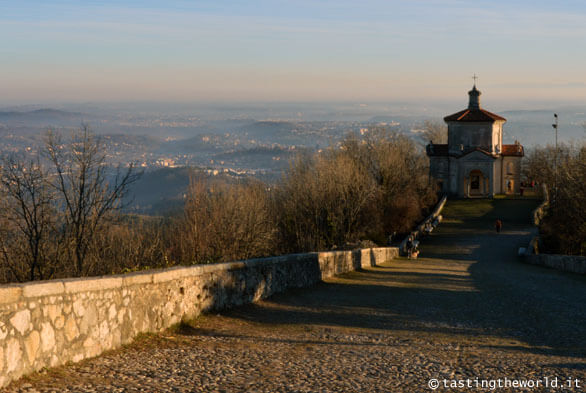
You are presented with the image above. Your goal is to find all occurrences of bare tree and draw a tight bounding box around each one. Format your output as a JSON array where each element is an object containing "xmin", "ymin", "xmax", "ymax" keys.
[
  {"xmin": 91, "ymin": 215, "xmax": 169, "ymax": 275},
  {"xmin": 342, "ymin": 128, "xmax": 436, "ymax": 234},
  {"xmin": 181, "ymin": 174, "xmax": 276, "ymax": 263},
  {"xmin": 44, "ymin": 125, "xmax": 141, "ymax": 275},
  {"xmin": 278, "ymin": 149, "xmax": 379, "ymax": 251},
  {"xmin": 419, "ymin": 120, "xmax": 448, "ymax": 144},
  {"xmin": 275, "ymin": 126, "xmax": 435, "ymax": 253},
  {"xmin": 525, "ymin": 142, "xmax": 586, "ymax": 255},
  {"xmin": 0, "ymin": 155, "xmax": 56, "ymax": 281}
]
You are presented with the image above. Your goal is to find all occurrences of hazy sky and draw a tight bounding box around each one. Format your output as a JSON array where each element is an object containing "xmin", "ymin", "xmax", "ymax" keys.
[{"xmin": 2, "ymin": 0, "xmax": 586, "ymax": 105}]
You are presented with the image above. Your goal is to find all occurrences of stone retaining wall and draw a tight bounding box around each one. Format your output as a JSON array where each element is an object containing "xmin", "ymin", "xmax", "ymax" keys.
[
  {"xmin": 0, "ymin": 247, "xmax": 398, "ymax": 387},
  {"xmin": 522, "ymin": 184, "xmax": 585, "ymax": 275}
]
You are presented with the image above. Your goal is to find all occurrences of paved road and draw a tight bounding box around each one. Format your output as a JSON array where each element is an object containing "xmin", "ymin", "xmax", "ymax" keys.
[{"xmin": 5, "ymin": 199, "xmax": 586, "ymax": 392}]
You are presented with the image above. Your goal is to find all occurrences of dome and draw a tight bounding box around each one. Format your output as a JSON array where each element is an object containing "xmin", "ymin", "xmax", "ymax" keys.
[{"xmin": 468, "ymin": 85, "xmax": 481, "ymax": 109}]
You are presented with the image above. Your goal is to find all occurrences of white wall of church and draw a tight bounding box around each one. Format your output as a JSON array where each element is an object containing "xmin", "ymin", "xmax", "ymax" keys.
[
  {"xmin": 494, "ymin": 159, "xmax": 503, "ymax": 194},
  {"xmin": 502, "ymin": 156, "xmax": 522, "ymax": 194},
  {"xmin": 492, "ymin": 156, "xmax": 523, "ymax": 194},
  {"xmin": 456, "ymin": 153, "xmax": 495, "ymax": 197},
  {"xmin": 492, "ymin": 122, "xmax": 504, "ymax": 153}
]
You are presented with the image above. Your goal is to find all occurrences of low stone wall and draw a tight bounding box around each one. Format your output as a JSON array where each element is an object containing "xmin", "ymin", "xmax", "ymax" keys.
[
  {"xmin": 0, "ymin": 247, "xmax": 398, "ymax": 387},
  {"xmin": 400, "ymin": 195, "xmax": 448, "ymax": 255},
  {"xmin": 522, "ymin": 184, "xmax": 585, "ymax": 275},
  {"xmin": 526, "ymin": 253, "xmax": 586, "ymax": 275},
  {"xmin": 532, "ymin": 184, "xmax": 549, "ymax": 226}
]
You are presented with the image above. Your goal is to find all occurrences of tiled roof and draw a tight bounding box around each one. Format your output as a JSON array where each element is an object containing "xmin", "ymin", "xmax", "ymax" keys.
[
  {"xmin": 444, "ymin": 108, "xmax": 506, "ymax": 123},
  {"xmin": 501, "ymin": 144, "xmax": 524, "ymax": 156}
]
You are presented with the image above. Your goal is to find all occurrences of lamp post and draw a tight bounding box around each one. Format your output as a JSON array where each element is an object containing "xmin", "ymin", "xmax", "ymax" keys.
[{"xmin": 552, "ymin": 114, "xmax": 558, "ymax": 204}]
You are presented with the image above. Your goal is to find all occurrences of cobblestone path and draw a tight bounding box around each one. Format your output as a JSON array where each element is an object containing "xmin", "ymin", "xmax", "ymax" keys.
[{"xmin": 4, "ymin": 199, "xmax": 586, "ymax": 392}]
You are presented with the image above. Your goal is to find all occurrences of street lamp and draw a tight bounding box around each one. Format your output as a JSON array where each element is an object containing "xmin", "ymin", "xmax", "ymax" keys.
[{"xmin": 552, "ymin": 114, "xmax": 558, "ymax": 204}]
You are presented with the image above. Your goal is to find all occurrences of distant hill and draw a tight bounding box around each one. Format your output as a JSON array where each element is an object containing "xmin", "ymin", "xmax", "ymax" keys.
[
  {"xmin": 164, "ymin": 134, "xmax": 223, "ymax": 153},
  {"xmin": 125, "ymin": 167, "xmax": 194, "ymax": 215},
  {"xmin": 238, "ymin": 121, "xmax": 299, "ymax": 139},
  {"xmin": 124, "ymin": 166, "xmax": 265, "ymax": 215},
  {"xmin": 213, "ymin": 146, "xmax": 297, "ymax": 170},
  {"xmin": 0, "ymin": 108, "xmax": 92, "ymax": 126}
]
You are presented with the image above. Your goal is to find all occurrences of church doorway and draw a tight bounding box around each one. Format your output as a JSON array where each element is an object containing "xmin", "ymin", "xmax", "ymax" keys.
[
  {"xmin": 468, "ymin": 170, "xmax": 486, "ymax": 197},
  {"xmin": 506, "ymin": 179, "xmax": 514, "ymax": 194}
]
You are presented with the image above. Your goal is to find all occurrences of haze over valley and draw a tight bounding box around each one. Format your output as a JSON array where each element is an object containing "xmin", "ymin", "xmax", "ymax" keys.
[{"xmin": 1, "ymin": 100, "xmax": 584, "ymax": 213}]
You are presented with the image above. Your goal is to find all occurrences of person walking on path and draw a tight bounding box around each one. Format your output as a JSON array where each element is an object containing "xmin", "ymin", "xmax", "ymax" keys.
[
  {"xmin": 406, "ymin": 235, "xmax": 414, "ymax": 259},
  {"xmin": 495, "ymin": 219, "xmax": 503, "ymax": 233}
]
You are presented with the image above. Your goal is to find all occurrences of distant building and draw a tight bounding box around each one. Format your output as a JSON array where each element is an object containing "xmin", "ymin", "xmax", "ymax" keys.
[{"xmin": 426, "ymin": 84, "xmax": 524, "ymax": 197}]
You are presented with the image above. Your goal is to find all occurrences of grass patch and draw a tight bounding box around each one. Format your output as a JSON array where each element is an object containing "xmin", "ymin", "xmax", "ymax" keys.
[
  {"xmin": 493, "ymin": 193, "xmax": 541, "ymax": 200},
  {"xmin": 441, "ymin": 199, "xmax": 541, "ymax": 227},
  {"xmin": 441, "ymin": 199, "xmax": 495, "ymax": 219}
]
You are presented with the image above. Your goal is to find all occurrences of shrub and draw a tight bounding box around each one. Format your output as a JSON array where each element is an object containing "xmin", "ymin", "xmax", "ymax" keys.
[
  {"xmin": 524, "ymin": 142, "xmax": 586, "ymax": 255},
  {"xmin": 178, "ymin": 175, "xmax": 276, "ymax": 264}
]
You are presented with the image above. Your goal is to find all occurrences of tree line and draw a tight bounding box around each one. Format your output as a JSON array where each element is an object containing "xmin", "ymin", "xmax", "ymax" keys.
[
  {"xmin": 0, "ymin": 126, "xmax": 438, "ymax": 283},
  {"xmin": 523, "ymin": 138, "xmax": 586, "ymax": 256}
]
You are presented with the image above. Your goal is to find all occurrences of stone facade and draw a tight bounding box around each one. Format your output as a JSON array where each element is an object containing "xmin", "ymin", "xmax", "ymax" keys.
[{"xmin": 0, "ymin": 247, "xmax": 398, "ymax": 387}]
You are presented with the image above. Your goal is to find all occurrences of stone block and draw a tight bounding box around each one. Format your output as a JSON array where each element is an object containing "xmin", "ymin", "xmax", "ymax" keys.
[
  {"xmin": 43, "ymin": 304, "xmax": 61, "ymax": 323},
  {"xmin": 122, "ymin": 272, "xmax": 153, "ymax": 286},
  {"xmin": 40, "ymin": 323, "xmax": 55, "ymax": 352},
  {"xmin": 63, "ymin": 277, "xmax": 122, "ymax": 294},
  {"xmin": 5, "ymin": 338, "xmax": 22, "ymax": 372},
  {"xmin": 359, "ymin": 249, "xmax": 372, "ymax": 268},
  {"xmin": 152, "ymin": 266, "xmax": 198, "ymax": 283},
  {"xmin": 54, "ymin": 316, "xmax": 65, "ymax": 330},
  {"xmin": 79, "ymin": 304, "xmax": 98, "ymax": 335},
  {"xmin": 24, "ymin": 331, "xmax": 40, "ymax": 364},
  {"xmin": 10, "ymin": 310, "xmax": 31, "ymax": 336},
  {"xmin": 0, "ymin": 322, "xmax": 8, "ymax": 340},
  {"xmin": 22, "ymin": 281, "xmax": 64, "ymax": 298},
  {"xmin": 108, "ymin": 304, "xmax": 117, "ymax": 321},
  {"xmin": 72, "ymin": 299, "xmax": 85, "ymax": 317},
  {"xmin": 0, "ymin": 286, "xmax": 23, "ymax": 304},
  {"xmin": 189, "ymin": 264, "xmax": 213, "ymax": 275},
  {"xmin": 64, "ymin": 317, "xmax": 79, "ymax": 341}
]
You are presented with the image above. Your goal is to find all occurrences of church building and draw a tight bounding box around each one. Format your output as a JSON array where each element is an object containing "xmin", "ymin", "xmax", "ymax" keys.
[{"xmin": 426, "ymin": 84, "xmax": 524, "ymax": 198}]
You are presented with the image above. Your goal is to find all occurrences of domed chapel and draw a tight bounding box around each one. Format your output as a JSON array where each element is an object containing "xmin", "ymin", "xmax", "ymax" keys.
[{"xmin": 426, "ymin": 83, "xmax": 524, "ymax": 197}]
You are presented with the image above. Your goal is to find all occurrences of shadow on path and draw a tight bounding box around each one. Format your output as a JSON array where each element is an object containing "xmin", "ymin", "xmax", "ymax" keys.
[{"xmin": 204, "ymin": 199, "xmax": 586, "ymax": 359}]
